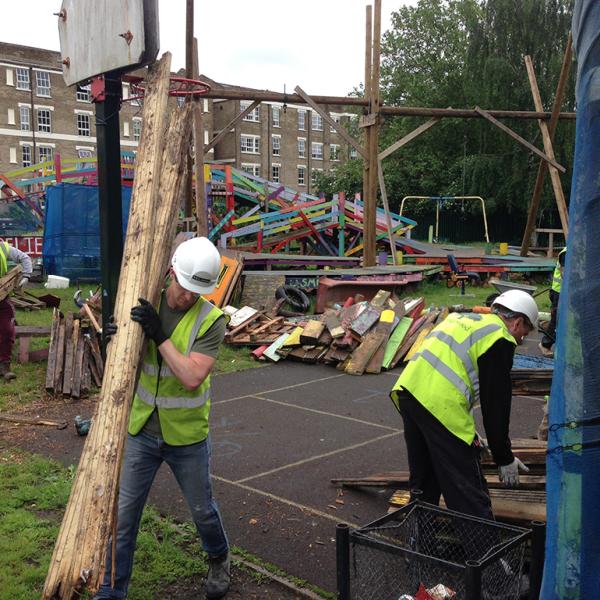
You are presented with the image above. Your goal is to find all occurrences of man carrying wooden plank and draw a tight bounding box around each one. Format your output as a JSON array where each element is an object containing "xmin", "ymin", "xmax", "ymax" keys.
[
  {"xmin": 390, "ymin": 290, "xmax": 539, "ymax": 520},
  {"xmin": 93, "ymin": 237, "xmax": 231, "ymax": 600},
  {"xmin": 0, "ymin": 241, "xmax": 32, "ymax": 380}
]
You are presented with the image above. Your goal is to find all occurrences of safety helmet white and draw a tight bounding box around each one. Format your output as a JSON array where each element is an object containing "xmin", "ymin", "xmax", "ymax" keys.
[
  {"xmin": 171, "ymin": 236, "xmax": 222, "ymax": 295},
  {"xmin": 492, "ymin": 290, "xmax": 539, "ymax": 327}
]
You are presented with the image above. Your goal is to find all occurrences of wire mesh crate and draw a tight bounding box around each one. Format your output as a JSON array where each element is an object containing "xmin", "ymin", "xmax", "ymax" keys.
[{"xmin": 337, "ymin": 501, "xmax": 531, "ymax": 600}]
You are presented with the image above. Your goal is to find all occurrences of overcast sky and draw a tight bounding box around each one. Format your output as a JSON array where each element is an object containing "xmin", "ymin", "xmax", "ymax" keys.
[{"xmin": 1, "ymin": 1, "xmax": 415, "ymax": 96}]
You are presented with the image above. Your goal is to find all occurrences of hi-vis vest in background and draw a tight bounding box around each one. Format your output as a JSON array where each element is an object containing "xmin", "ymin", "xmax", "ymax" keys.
[
  {"xmin": 129, "ymin": 296, "xmax": 224, "ymax": 446},
  {"xmin": 391, "ymin": 312, "xmax": 516, "ymax": 445},
  {"xmin": 552, "ymin": 248, "xmax": 566, "ymax": 293},
  {"xmin": 0, "ymin": 242, "xmax": 9, "ymax": 277}
]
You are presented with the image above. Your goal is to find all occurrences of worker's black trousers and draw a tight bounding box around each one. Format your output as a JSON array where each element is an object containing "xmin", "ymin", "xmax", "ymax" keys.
[{"xmin": 398, "ymin": 392, "xmax": 494, "ymax": 520}]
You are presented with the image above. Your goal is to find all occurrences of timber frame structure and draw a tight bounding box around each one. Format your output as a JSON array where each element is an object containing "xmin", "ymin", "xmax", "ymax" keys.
[{"xmin": 190, "ymin": 2, "xmax": 574, "ymax": 264}]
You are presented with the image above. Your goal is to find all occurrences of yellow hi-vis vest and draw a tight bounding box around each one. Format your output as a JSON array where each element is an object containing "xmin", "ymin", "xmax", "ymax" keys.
[
  {"xmin": 0, "ymin": 242, "xmax": 9, "ymax": 277},
  {"xmin": 128, "ymin": 296, "xmax": 224, "ymax": 446},
  {"xmin": 390, "ymin": 312, "xmax": 516, "ymax": 445},
  {"xmin": 551, "ymin": 248, "xmax": 566, "ymax": 293}
]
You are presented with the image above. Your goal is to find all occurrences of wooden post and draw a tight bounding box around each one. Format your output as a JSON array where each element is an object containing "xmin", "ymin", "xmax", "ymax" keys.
[
  {"xmin": 524, "ymin": 55, "xmax": 569, "ymax": 237},
  {"xmin": 42, "ymin": 54, "xmax": 173, "ymax": 600},
  {"xmin": 520, "ymin": 34, "xmax": 572, "ymax": 255},
  {"xmin": 192, "ymin": 37, "xmax": 208, "ymax": 236},
  {"xmin": 184, "ymin": 0, "xmax": 194, "ymax": 219},
  {"xmin": 362, "ymin": 5, "xmax": 374, "ymax": 266}
]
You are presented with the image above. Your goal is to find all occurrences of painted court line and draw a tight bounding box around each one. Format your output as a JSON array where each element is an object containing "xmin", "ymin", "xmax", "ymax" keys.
[
  {"xmin": 236, "ymin": 430, "xmax": 402, "ymax": 484},
  {"xmin": 251, "ymin": 394, "xmax": 401, "ymax": 432},
  {"xmin": 214, "ymin": 373, "xmax": 347, "ymax": 404}
]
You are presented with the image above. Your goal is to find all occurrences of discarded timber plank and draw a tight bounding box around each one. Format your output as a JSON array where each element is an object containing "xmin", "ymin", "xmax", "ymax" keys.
[
  {"xmin": 228, "ymin": 306, "xmax": 258, "ymax": 328},
  {"xmin": 370, "ymin": 289, "xmax": 391, "ymax": 307},
  {"xmin": 345, "ymin": 332, "xmax": 387, "ymax": 375},
  {"xmin": 61, "ymin": 314, "xmax": 75, "ymax": 397},
  {"xmin": 0, "ymin": 414, "xmax": 67, "ymax": 429},
  {"xmin": 263, "ymin": 333, "xmax": 291, "ymax": 362},
  {"xmin": 382, "ymin": 317, "xmax": 412, "ymax": 370},
  {"xmin": 403, "ymin": 324, "xmax": 434, "ymax": 362},
  {"xmin": 0, "ymin": 265, "xmax": 22, "ymax": 302},
  {"xmin": 299, "ymin": 320, "xmax": 325, "ymax": 345},
  {"xmin": 71, "ymin": 326, "xmax": 86, "ymax": 399},
  {"xmin": 349, "ymin": 304, "xmax": 382, "ymax": 338},
  {"xmin": 82, "ymin": 303, "xmax": 101, "ymax": 333},
  {"xmin": 52, "ymin": 318, "xmax": 66, "ymax": 393},
  {"xmin": 282, "ymin": 326, "xmax": 303, "ymax": 347},
  {"xmin": 324, "ymin": 311, "xmax": 344, "ymax": 338},
  {"xmin": 365, "ymin": 310, "xmax": 397, "ymax": 374},
  {"xmin": 42, "ymin": 54, "xmax": 175, "ymax": 600}
]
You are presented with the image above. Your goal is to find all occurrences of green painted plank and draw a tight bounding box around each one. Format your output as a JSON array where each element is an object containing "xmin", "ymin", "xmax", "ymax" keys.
[{"xmin": 383, "ymin": 317, "xmax": 413, "ymax": 370}]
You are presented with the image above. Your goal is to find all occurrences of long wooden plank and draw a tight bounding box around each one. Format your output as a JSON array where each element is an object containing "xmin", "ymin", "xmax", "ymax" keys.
[
  {"xmin": 364, "ymin": 310, "xmax": 396, "ymax": 373},
  {"xmin": 52, "ymin": 320, "xmax": 66, "ymax": 394},
  {"xmin": 45, "ymin": 309, "xmax": 61, "ymax": 391},
  {"xmin": 71, "ymin": 324, "xmax": 86, "ymax": 399},
  {"xmin": 43, "ymin": 54, "xmax": 174, "ymax": 600},
  {"xmin": 382, "ymin": 317, "xmax": 412, "ymax": 369},
  {"xmin": 61, "ymin": 314, "xmax": 75, "ymax": 397}
]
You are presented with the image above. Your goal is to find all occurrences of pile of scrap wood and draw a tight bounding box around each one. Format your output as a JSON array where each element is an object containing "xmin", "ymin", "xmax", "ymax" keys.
[
  {"xmin": 334, "ymin": 438, "xmax": 547, "ymax": 524},
  {"xmin": 224, "ymin": 289, "xmax": 448, "ymax": 374},
  {"xmin": 0, "ymin": 265, "xmax": 22, "ymax": 302},
  {"xmin": 45, "ymin": 308, "xmax": 104, "ymax": 398},
  {"xmin": 10, "ymin": 289, "xmax": 47, "ymax": 310}
]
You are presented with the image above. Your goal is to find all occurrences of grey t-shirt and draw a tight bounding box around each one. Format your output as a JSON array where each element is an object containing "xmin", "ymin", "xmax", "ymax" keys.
[{"xmin": 141, "ymin": 292, "xmax": 226, "ymax": 437}]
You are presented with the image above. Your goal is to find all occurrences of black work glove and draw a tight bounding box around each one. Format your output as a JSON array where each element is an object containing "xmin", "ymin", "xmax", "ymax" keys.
[
  {"xmin": 130, "ymin": 298, "xmax": 168, "ymax": 346},
  {"xmin": 103, "ymin": 315, "xmax": 117, "ymax": 343}
]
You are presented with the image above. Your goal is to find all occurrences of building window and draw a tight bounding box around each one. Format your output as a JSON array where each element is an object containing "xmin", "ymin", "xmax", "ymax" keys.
[
  {"xmin": 16, "ymin": 68, "xmax": 30, "ymax": 90},
  {"xmin": 21, "ymin": 145, "xmax": 32, "ymax": 167},
  {"xmin": 241, "ymin": 163, "xmax": 260, "ymax": 177},
  {"xmin": 271, "ymin": 164, "xmax": 280, "ymax": 183},
  {"xmin": 311, "ymin": 168, "xmax": 323, "ymax": 185},
  {"xmin": 272, "ymin": 106, "xmax": 280, "ymax": 127},
  {"xmin": 133, "ymin": 119, "xmax": 142, "ymax": 141},
  {"xmin": 272, "ymin": 135, "xmax": 281, "ymax": 157},
  {"xmin": 298, "ymin": 138, "xmax": 306, "ymax": 158},
  {"xmin": 38, "ymin": 145, "xmax": 53, "ymax": 163},
  {"xmin": 241, "ymin": 134, "xmax": 260, "ymax": 154},
  {"xmin": 298, "ymin": 166, "xmax": 306, "ymax": 186},
  {"xmin": 77, "ymin": 113, "xmax": 91, "ymax": 136},
  {"xmin": 19, "ymin": 106, "xmax": 30, "ymax": 131},
  {"xmin": 350, "ymin": 147, "xmax": 358, "ymax": 159},
  {"xmin": 76, "ymin": 84, "xmax": 91, "ymax": 102},
  {"xmin": 298, "ymin": 110, "xmax": 306, "ymax": 130},
  {"xmin": 330, "ymin": 144, "xmax": 340, "ymax": 161},
  {"xmin": 330, "ymin": 115, "xmax": 341, "ymax": 132},
  {"xmin": 6, "ymin": 68, "xmax": 14, "ymax": 86},
  {"xmin": 9, "ymin": 147, "xmax": 17, "ymax": 164},
  {"xmin": 241, "ymin": 100, "xmax": 260, "ymax": 122},
  {"xmin": 7, "ymin": 108, "xmax": 15, "ymax": 125},
  {"xmin": 37, "ymin": 109, "xmax": 51, "ymax": 133},
  {"xmin": 311, "ymin": 142, "xmax": 323, "ymax": 160},
  {"xmin": 35, "ymin": 71, "xmax": 51, "ymax": 97},
  {"xmin": 311, "ymin": 112, "xmax": 323, "ymax": 131}
]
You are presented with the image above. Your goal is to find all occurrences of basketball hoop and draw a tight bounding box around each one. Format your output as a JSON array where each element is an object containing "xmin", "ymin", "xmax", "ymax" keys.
[{"xmin": 122, "ymin": 75, "xmax": 211, "ymax": 103}]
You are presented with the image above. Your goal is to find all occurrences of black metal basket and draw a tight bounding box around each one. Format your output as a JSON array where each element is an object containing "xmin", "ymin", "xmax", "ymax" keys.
[{"xmin": 337, "ymin": 501, "xmax": 533, "ymax": 600}]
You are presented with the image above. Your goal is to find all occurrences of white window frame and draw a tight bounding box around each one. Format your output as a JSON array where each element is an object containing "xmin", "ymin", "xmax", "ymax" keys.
[
  {"xmin": 35, "ymin": 71, "xmax": 51, "ymax": 97},
  {"xmin": 271, "ymin": 163, "xmax": 281, "ymax": 183},
  {"xmin": 311, "ymin": 142, "xmax": 323, "ymax": 160},
  {"xmin": 297, "ymin": 165, "xmax": 306, "ymax": 186},
  {"xmin": 241, "ymin": 163, "xmax": 260, "ymax": 177},
  {"xmin": 311, "ymin": 112, "xmax": 323, "ymax": 131},
  {"xmin": 76, "ymin": 112, "xmax": 91, "ymax": 137},
  {"xmin": 272, "ymin": 134, "xmax": 281, "ymax": 157},
  {"xmin": 297, "ymin": 137, "xmax": 306, "ymax": 158},
  {"xmin": 37, "ymin": 108, "xmax": 51, "ymax": 133},
  {"xmin": 241, "ymin": 134, "xmax": 260, "ymax": 154},
  {"xmin": 330, "ymin": 143, "xmax": 340, "ymax": 161},
  {"xmin": 330, "ymin": 115, "xmax": 341, "ymax": 132},
  {"xmin": 19, "ymin": 106, "xmax": 30, "ymax": 131},
  {"xmin": 132, "ymin": 118, "xmax": 142, "ymax": 142},
  {"xmin": 21, "ymin": 144, "xmax": 32, "ymax": 167},
  {"xmin": 76, "ymin": 83, "xmax": 91, "ymax": 102},
  {"xmin": 76, "ymin": 146, "xmax": 94, "ymax": 159},
  {"xmin": 38, "ymin": 145, "xmax": 53, "ymax": 163},
  {"xmin": 272, "ymin": 106, "xmax": 280, "ymax": 127},
  {"xmin": 241, "ymin": 100, "xmax": 260, "ymax": 122},
  {"xmin": 16, "ymin": 68, "xmax": 30, "ymax": 91},
  {"xmin": 298, "ymin": 109, "xmax": 306, "ymax": 131},
  {"xmin": 350, "ymin": 147, "xmax": 358, "ymax": 159}
]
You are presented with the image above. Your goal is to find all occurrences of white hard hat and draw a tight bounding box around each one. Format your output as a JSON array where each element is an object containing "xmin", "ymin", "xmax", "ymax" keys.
[
  {"xmin": 171, "ymin": 237, "xmax": 222, "ymax": 295},
  {"xmin": 492, "ymin": 290, "xmax": 539, "ymax": 327}
]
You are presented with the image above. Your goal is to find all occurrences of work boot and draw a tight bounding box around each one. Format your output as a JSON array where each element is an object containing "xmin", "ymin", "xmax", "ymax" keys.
[
  {"xmin": 538, "ymin": 342, "xmax": 554, "ymax": 358},
  {"xmin": 0, "ymin": 361, "xmax": 16, "ymax": 381},
  {"xmin": 206, "ymin": 552, "xmax": 230, "ymax": 599}
]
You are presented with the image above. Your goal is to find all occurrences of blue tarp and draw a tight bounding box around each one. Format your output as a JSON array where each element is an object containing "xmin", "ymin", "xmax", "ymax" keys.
[
  {"xmin": 43, "ymin": 183, "xmax": 131, "ymax": 280},
  {"xmin": 541, "ymin": 2, "xmax": 600, "ymax": 597}
]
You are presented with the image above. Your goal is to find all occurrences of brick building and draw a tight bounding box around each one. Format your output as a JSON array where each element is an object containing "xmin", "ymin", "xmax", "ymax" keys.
[{"xmin": 0, "ymin": 42, "xmax": 354, "ymax": 195}]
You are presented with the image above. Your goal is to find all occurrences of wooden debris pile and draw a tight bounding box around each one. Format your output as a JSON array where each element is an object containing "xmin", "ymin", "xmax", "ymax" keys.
[
  {"xmin": 0, "ymin": 265, "xmax": 23, "ymax": 302},
  {"xmin": 224, "ymin": 290, "xmax": 448, "ymax": 375},
  {"xmin": 45, "ymin": 308, "xmax": 104, "ymax": 398},
  {"xmin": 11, "ymin": 289, "xmax": 47, "ymax": 310}
]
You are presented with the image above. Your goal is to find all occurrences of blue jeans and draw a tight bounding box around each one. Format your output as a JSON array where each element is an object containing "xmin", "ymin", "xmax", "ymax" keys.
[{"xmin": 94, "ymin": 431, "xmax": 228, "ymax": 599}]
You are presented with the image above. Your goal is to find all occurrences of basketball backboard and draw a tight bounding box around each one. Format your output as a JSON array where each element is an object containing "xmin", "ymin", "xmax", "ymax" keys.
[{"xmin": 58, "ymin": 0, "xmax": 159, "ymax": 86}]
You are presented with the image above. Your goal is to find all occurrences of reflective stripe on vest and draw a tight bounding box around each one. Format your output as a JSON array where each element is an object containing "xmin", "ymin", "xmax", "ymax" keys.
[
  {"xmin": 552, "ymin": 248, "xmax": 566, "ymax": 293},
  {"xmin": 135, "ymin": 383, "xmax": 211, "ymax": 409},
  {"xmin": 0, "ymin": 242, "xmax": 9, "ymax": 277},
  {"xmin": 391, "ymin": 313, "xmax": 515, "ymax": 445}
]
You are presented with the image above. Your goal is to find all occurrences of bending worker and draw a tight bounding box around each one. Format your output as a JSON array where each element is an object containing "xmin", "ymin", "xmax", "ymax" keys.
[
  {"xmin": 539, "ymin": 246, "xmax": 566, "ymax": 358},
  {"xmin": 0, "ymin": 241, "xmax": 32, "ymax": 381},
  {"xmin": 390, "ymin": 290, "xmax": 538, "ymax": 520},
  {"xmin": 93, "ymin": 237, "xmax": 231, "ymax": 600}
]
